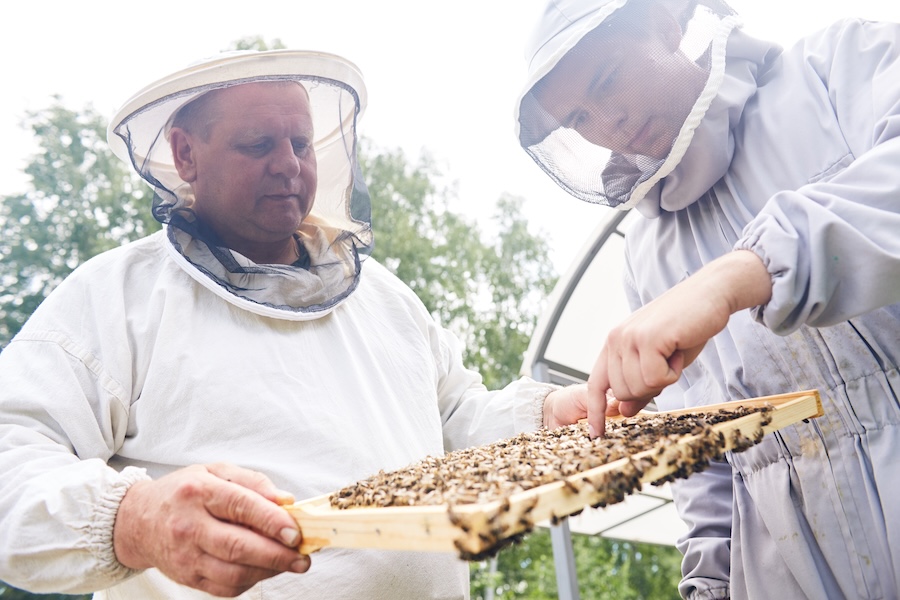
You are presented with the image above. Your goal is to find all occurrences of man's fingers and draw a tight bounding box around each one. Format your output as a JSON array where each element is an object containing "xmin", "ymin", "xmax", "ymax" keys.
[
  {"xmin": 205, "ymin": 463, "xmax": 294, "ymax": 504},
  {"xmin": 181, "ymin": 553, "xmax": 275, "ymax": 597},
  {"xmin": 197, "ymin": 520, "xmax": 309, "ymax": 576},
  {"xmin": 616, "ymin": 398, "xmax": 652, "ymax": 417},
  {"xmin": 621, "ymin": 341, "xmax": 651, "ymax": 397},
  {"xmin": 605, "ymin": 390, "xmax": 622, "ymax": 417},
  {"xmin": 544, "ymin": 384, "xmax": 589, "ymax": 429},
  {"xmin": 202, "ymin": 481, "xmax": 302, "ymax": 548},
  {"xmin": 113, "ymin": 464, "xmax": 310, "ymax": 597},
  {"xmin": 182, "ymin": 550, "xmax": 306, "ymax": 598}
]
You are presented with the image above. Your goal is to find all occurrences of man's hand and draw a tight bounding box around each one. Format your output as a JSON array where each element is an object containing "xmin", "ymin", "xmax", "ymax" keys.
[
  {"xmin": 113, "ymin": 463, "xmax": 310, "ymax": 597},
  {"xmin": 543, "ymin": 385, "xmax": 622, "ymax": 429},
  {"xmin": 586, "ymin": 250, "xmax": 772, "ymax": 437},
  {"xmin": 543, "ymin": 384, "xmax": 589, "ymax": 429}
]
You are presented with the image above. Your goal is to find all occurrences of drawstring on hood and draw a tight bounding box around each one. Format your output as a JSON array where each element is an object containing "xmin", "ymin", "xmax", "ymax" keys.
[{"xmin": 515, "ymin": 0, "xmax": 745, "ymax": 212}]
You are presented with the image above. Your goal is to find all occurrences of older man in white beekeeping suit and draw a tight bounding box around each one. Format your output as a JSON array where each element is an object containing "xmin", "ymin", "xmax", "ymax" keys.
[
  {"xmin": 517, "ymin": 0, "xmax": 900, "ymax": 599},
  {"xmin": 0, "ymin": 50, "xmax": 589, "ymax": 599}
]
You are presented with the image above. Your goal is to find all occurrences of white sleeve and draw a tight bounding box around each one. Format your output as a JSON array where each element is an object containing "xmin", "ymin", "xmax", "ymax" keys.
[
  {"xmin": 0, "ymin": 332, "xmax": 149, "ymax": 594},
  {"xmin": 432, "ymin": 324, "xmax": 555, "ymax": 451}
]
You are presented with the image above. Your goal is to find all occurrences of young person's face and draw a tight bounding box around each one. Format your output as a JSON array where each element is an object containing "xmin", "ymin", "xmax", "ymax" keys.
[{"xmin": 534, "ymin": 6, "xmax": 707, "ymax": 159}]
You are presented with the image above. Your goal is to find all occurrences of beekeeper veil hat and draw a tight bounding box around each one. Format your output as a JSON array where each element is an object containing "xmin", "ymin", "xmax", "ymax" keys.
[
  {"xmin": 516, "ymin": 0, "xmax": 740, "ymax": 210},
  {"xmin": 108, "ymin": 50, "xmax": 372, "ymax": 320}
]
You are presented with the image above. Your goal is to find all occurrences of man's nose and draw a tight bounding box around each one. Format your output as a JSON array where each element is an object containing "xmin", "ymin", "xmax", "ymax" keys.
[{"xmin": 268, "ymin": 140, "xmax": 302, "ymax": 178}]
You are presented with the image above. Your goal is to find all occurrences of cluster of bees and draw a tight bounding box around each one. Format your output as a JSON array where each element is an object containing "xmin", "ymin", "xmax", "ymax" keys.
[
  {"xmin": 329, "ymin": 405, "xmax": 773, "ymax": 559},
  {"xmin": 331, "ymin": 406, "xmax": 772, "ymax": 510}
]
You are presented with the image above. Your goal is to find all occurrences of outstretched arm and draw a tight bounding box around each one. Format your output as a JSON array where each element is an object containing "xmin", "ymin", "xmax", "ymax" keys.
[{"xmin": 585, "ymin": 250, "xmax": 771, "ymax": 437}]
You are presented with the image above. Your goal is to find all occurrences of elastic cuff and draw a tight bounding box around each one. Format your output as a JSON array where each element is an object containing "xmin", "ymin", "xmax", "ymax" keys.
[
  {"xmin": 89, "ymin": 466, "xmax": 152, "ymax": 577},
  {"xmin": 533, "ymin": 384, "xmax": 562, "ymax": 429},
  {"xmin": 687, "ymin": 585, "xmax": 730, "ymax": 600}
]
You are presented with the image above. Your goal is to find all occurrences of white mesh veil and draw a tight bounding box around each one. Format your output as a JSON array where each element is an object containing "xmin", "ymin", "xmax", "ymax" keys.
[
  {"xmin": 107, "ymin": 50, "xmax": 372, "ymax": 319},
  {"xmin": 516, "ymin": 0, "xmax": 740, "ymax": 210}
]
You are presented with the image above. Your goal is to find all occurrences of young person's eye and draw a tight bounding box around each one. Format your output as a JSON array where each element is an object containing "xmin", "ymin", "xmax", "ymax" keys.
[
  {"xmin": 597, "ymin": 66, "xmax": 620, "ymax": 94},
  {"xmin": 571, "ymin": 111, "xmax": 588, "ymax": 129}
]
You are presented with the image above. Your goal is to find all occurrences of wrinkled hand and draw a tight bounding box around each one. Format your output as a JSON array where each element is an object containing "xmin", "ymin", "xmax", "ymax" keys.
[
  {"xmin": 587, "ymin": 251, "xmax": 772, "ymax": 437},
  {"xmin": 113, "ymin": 463, "xmax": 309, "ymax": 597}
]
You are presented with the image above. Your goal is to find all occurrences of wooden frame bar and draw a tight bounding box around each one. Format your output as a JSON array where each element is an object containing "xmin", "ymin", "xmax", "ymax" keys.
[{"xmin": 286, "ymin": 390, "xmax": 822, "ymax": 558}]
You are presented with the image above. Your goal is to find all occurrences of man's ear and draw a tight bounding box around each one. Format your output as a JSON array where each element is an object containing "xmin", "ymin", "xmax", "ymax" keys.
[{"xmin": 169, "ymin": 127, "xmax": 198, "ymax": 183}]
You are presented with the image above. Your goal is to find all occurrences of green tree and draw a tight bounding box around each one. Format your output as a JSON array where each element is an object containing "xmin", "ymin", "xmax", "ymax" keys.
[
  {"xmin": 470, "ymin": 530, "xmax": 682, "ymax": 600},
  {"xmin": 225, "ymin": 35, "xmax": 287, "ymax": 51},
  {"xmin": 0, "ymin": 584, "xmax": 88, "ymax": 600},
  {"xmin": 363, "ymin": 142, "xmax": 557, "ymax": 387},
  {"xmin": 0, "ymin": 100, "xmax": 159, "ymax": 347}
]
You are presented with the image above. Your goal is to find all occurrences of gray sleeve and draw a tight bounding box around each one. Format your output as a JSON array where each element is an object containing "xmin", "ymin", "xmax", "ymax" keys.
[
  {"xmin": 672, "ymin": 459, "xmax": 734, "ymax": 600},
  {"xmin": 736, "ymin": 20, "xmax": 900, "ymax": 334}
]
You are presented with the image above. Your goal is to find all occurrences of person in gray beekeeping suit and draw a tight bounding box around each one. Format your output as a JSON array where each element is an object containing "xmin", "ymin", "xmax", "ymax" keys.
[{"xmin": 516, "ymin": 0, "xmax": 900, "ymax": 598}]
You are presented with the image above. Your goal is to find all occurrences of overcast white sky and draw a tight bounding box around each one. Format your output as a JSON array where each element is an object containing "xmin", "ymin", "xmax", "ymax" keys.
[{"xmin": 2, "ymin": 1, "xmax": 899, "ymax": 272}]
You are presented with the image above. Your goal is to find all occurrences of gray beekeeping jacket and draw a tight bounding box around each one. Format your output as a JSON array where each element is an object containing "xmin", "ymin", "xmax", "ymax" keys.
[{"xmin": 626, "ymin": 19, "xmax": 900, "ymax": 600}]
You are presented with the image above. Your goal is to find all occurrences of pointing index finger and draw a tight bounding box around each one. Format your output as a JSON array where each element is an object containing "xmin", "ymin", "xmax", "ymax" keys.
[{"xmin": 586, "ymin": 349, "xmax": 611, "ymax": 439}]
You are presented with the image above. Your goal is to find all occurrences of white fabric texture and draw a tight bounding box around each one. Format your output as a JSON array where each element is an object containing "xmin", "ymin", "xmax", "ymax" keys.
[
  {"xmin": 0, "ymin": 229, "xmax": 552, "ymax": 598},
  {"xmin": 624, "ymin": 18, "xmax": 900, "ymax": 600}
]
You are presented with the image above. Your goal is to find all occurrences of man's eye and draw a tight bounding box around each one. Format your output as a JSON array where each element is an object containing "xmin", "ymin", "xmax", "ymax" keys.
[
  {"xmin": 293, "ymin": 141, "xmax": 312, "ymax": 156},
  {"xmin": 241, "ymin": 142, "xmax": 271, "ymax": 155}
]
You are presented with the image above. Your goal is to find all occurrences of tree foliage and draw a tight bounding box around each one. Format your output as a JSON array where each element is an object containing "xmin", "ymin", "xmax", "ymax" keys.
[
  {"xmin": 0, "ymin": 101, "xmax": 159, "ymax": 346},
  {"xmin": 0, "ymin": 585, "xmax": 88, "ymax": 600},
  {"xmin": 225, "ymin": 35, "xmax": 287, "ymax": 51},
  {"xmin": 470, "ymin": 530, "xmax": 683, "ymax": 600},
  {"xmin": 362, "ymin": 142, "xmax": 556, "ymax": 387}
]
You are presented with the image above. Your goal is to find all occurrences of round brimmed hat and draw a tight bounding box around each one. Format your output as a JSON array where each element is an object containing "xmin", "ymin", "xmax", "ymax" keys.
[
  {"xmin": 106, "ymin": 50, "xmax": 373, "ymax": 320},
  {"xmin": 108, "ymin": 49, "xmax": 369, "ymax": 233}
]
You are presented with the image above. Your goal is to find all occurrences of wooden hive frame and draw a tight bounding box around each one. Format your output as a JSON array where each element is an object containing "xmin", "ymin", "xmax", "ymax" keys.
[{"xmin": 286, "ymin": 390, "xmax": 822, "ymax": 559}]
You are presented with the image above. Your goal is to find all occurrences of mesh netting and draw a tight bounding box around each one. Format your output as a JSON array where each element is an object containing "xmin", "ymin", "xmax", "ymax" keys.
[
  {"xmin": 517, "ymin": 0, "xmax": 739, "ymax": 209},
  {"xmin": 108, "ymin": 52, "xmax": 373, "ymax": 318}
]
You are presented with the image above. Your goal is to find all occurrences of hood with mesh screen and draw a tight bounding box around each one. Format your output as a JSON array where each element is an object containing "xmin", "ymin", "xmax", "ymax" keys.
[
  {"xmin": 107, "ymin": 50, "xmax": 372, "ymax": 320},
  {"xmin": 516, "ymin": 0, "xmax": 741, "ymax": 210}
]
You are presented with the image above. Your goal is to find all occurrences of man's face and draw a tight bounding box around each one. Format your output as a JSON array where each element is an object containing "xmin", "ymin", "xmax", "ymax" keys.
[
  {"xmin": 171, "ymin": 82, "xmax": 317, "ymax": 250},
  {"xmin": 534, "ymin": 11, "xmax": 707, "ymax": 159}
]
